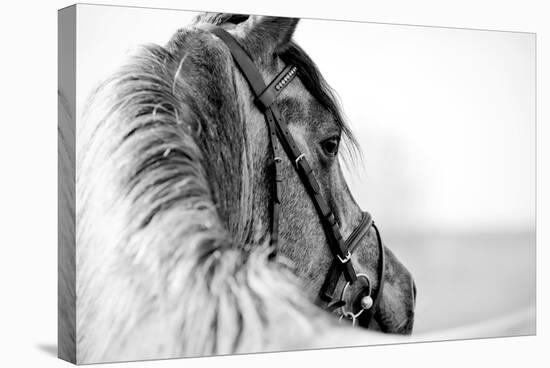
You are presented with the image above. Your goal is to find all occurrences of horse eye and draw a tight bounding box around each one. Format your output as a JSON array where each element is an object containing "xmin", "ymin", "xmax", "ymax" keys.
[{"xmin": 321, "ymin": 137, "xmax": 340, "ymax": 156}]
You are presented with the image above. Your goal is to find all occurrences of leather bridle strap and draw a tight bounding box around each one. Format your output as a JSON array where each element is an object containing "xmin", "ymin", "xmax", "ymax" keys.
[
  {"xmin": 202, "ymin": 24, "xmax": 357, "ymax": 283},
  {"xmin": 322, "ymin": 212, "xmax": 386, "ymax": 330},
  {"xmin": 320, "ymin": 211, "xmax": 373, "ymax": 303}
]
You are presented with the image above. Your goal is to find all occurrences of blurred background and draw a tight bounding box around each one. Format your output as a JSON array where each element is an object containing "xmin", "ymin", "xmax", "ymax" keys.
[
  {"xmin": 77, "ymin": 5, "xmax": 536, "ymax": 338},
  {"xmin": 299, "ymin": 19, "xmax": 536, "ymax": 337}
]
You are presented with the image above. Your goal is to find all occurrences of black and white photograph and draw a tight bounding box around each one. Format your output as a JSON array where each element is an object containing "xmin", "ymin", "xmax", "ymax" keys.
[
  {"xmin": 56, "ymin": 3, "xmax": 537, "ymax": 364},
  {"xmin": 4, "ymin": 1, "xmax": 549, "ymax": 367}
]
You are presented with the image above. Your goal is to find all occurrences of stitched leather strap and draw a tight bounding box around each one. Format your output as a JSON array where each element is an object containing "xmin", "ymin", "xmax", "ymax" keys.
[
  {"xmin": 319, "ymin": 211, "xmax": 373, "ymax": 302},
  {"xmin": 265, "ymin": 108, "xmax": 282, "ymax": 253},
  {"xmin": 202, "ymin": 24, "xmax": 267, "ymax": 96},
  {"xmin": 319, "ymin": 214, "xmax": 386, "ymax": 330}
]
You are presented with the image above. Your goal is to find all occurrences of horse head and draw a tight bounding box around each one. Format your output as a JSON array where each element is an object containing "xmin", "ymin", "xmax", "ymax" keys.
[
  {"xmin": 191, "ymin": 14, "xmax": 416, "ymax": 333},
  {"xmin": 76, "ymin": 12, "xmax": 415, "ymax": 363}
]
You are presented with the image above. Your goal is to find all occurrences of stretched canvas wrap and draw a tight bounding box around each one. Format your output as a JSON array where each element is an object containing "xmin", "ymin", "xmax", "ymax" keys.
[{"xmin": 58, "ymin": 3, "xmax": 536, "ymax": 365}]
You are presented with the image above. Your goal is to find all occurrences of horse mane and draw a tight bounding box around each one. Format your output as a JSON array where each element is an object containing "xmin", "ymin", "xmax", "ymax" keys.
[
  {"xmin": 72, "ymin": 13, "xmax": 364, "ymax": 363},
  {"xmin": 59, "ymin": 90, "xmax": 76, "ymax": 363}
]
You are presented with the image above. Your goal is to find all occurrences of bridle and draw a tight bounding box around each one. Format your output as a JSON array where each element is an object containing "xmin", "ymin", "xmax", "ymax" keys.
[{"xmin": 201, "ymin": 24, "xmax": 386, "ymax": 328}]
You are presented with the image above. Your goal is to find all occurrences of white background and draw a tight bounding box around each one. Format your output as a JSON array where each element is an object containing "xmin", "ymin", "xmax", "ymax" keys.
[{"xmin": 0, "ymin": 0, "xmax": 548, "ymax": 367}]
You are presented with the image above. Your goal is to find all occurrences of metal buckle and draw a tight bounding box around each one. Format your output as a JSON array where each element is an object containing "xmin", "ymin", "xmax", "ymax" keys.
[
  {"xmin": 295, "ymin": 153, "xmax": 306, "ymax": 166},
  {"xmin": 337, "ymin": 251, "xmax": 352, "ymax": 264},
  {"xmin": 339, "ymin": 311, "xmax": 358, "ymax": 327}
]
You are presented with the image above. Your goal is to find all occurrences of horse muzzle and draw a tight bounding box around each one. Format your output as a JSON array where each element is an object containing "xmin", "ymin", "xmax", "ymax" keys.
[
  {"xmin": 338, "ymin": 247, "xmax": 416, "ymax": 334},
  {"xmin": 367, "ymin": 250, "xmax": 416, "ymax": 334}
]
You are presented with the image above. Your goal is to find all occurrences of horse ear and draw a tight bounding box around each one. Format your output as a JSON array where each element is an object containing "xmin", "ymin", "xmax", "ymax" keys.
[{"xmin": 238, "ymin": 16, "xmax": 299, "ymax": 58}]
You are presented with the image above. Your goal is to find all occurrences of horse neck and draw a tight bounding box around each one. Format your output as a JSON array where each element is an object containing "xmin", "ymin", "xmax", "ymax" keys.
[{"xmin": 189, "ymin": 67, "xmax": 268, "ymax": 247}]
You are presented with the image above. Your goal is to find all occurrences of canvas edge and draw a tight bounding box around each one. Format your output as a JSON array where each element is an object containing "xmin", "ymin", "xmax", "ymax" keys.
[{"xmin": 58, "ymin": 4, "xmax": 77, "ymax": 365}]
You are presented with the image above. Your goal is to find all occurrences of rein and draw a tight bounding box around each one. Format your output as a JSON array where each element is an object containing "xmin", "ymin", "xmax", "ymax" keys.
[{"xmin": 201, "ymin": 24, "xmax": 385, "ymax": 328}]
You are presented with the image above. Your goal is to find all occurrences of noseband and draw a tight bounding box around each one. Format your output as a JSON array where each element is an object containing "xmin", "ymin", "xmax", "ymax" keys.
[{"xmin": 202, "ymin": 24, "xmax": 386, "ymax": 328}]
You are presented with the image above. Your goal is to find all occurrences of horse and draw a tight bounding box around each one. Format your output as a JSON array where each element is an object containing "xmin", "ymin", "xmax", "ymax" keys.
[{"xmin": 60, "ymin": 12, "xmax": 416, "ymax": 364}]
